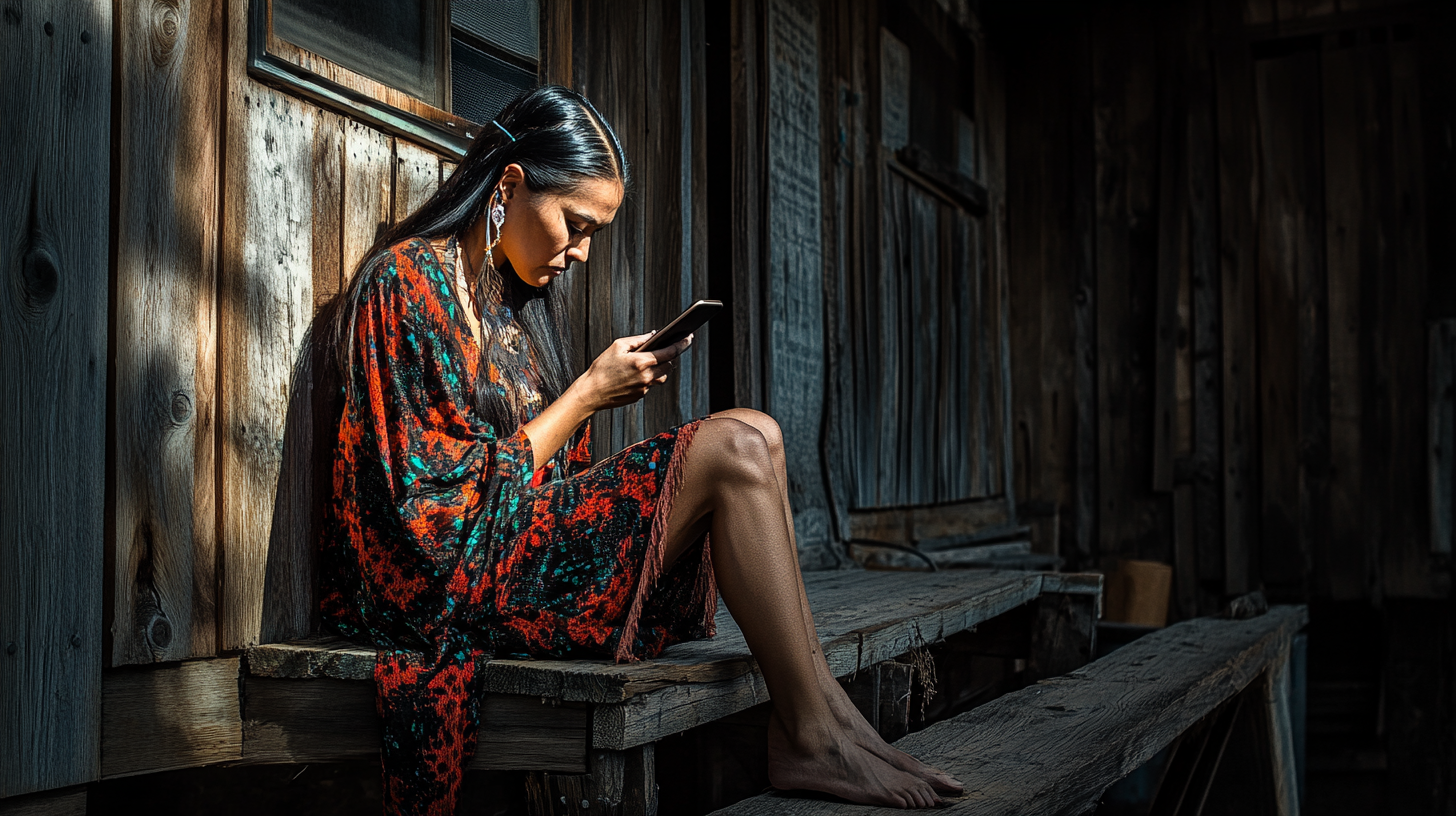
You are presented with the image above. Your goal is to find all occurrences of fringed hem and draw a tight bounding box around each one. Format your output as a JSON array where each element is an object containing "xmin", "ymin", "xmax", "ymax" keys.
[{"xmin": 614, "ymin": 419, "xmax": 704, "ymax": 662}]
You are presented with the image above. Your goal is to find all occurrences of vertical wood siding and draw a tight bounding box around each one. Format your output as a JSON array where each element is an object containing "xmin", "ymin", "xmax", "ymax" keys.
[
  {"xmin": 0, "ymin": 0, "xmax": 112, "ymax": 797},
  {"xmin": 1005, "ymin": 0, "xmax": 1451, "ymax": 608},
  {"xmin": 111, "ymin": 0, "xmax": 223, "ymax": 666}
]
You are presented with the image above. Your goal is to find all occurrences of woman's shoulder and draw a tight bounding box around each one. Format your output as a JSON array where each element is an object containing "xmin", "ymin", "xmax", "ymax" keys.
[{"xmin": 356, "ymin": 237, "xmax": 455, "ymax": 311}]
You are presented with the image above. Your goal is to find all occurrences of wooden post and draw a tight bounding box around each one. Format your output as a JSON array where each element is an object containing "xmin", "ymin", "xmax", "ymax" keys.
[
  {"xmin": 526, "ymin": 745, "xmax": 657, "ymax": 816},
  {"xmin": 1026, "ymin": 590, "xmax": 1099, "ymax": 682},
  {"xmin": 1, "ymin": 0, "xmax": 111, "ymax": 798}
]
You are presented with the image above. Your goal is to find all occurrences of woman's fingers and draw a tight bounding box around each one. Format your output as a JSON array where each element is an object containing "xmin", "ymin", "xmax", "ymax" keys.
[{"xmin": 622, "ymin": 331, "xmax": 656, "ymax": 352}]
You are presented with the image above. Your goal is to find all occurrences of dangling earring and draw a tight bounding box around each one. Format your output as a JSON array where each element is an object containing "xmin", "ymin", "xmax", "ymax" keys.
[{"xmin": 484, "ymin": 189, "xmax": 506, "ymax": 273}]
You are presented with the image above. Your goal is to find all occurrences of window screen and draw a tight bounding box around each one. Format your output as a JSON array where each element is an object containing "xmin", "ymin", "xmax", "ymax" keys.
[{"xmin": 450, "ymin": 0, "xmax": 540, "ymax": 125}]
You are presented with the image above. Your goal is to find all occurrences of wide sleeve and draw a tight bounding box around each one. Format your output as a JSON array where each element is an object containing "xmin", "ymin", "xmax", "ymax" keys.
[{"xmin": 337, "ymin": 246, "xmax": 533, "ymax": 638}]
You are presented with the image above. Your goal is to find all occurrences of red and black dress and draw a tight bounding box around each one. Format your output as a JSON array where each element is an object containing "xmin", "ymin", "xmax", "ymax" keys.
[{"xmin": 318, "ymin": 238, "xmax": 717, "ymax": 815}]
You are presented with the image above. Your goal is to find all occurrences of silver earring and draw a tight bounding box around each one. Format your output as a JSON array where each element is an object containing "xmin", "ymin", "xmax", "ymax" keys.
[{"xmin": 486, "ymin": 191, "xmax": 505, "ymax": 271}]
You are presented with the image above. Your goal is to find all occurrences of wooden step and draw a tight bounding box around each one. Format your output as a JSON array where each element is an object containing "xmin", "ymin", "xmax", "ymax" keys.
[{"xmin": 710, "ymin": 605, "xmax": 1306, "ymax": 816}]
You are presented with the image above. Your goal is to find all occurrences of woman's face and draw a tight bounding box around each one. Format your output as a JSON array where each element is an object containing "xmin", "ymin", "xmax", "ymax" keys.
[{"xmin": 495, "ymin": 163, "xmax": 623, "ymax": 288}]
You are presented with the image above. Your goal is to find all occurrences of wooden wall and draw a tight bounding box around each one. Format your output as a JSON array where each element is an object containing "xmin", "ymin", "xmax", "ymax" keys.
[
  {"xmin": 1001, "ymin": 0, "xmax": 1454, "ymax": 611},
  {"xmin": 727, "ymin": 0, "xmax": 1015, "ymax": 567},
  {"xmin": 1, "ymin": 0, "xmax": 112, "ymax": 799}
]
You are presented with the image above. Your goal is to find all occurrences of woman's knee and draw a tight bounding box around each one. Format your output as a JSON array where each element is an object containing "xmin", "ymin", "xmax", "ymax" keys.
[
  {"xmin": 714, "ymin": 408, "xmax": 783, "ymax": 460},
  {"xmin": 692, "ymin": 417, "xmax": 776, "ymax": 489}
]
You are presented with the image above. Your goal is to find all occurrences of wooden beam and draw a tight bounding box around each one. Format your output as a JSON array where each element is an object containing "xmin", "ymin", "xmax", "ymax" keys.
[
  {"xmin": 101, "ymin": 658, "xmax": 241, "ymax": 778},
  {"xmin": 0, "ymin": 0, "xmax": 111, "ymax": 797},
  {"xmin": 712, "ymin": 606, "xmax": 1307, "ymax": 816},
  {"xmin": 1026, "ymin": 590, "xmax": 1098, "ymax": 682},
  {"xmin": 240, "ymin": 678, "xmax": 588, "ymax": 773}
]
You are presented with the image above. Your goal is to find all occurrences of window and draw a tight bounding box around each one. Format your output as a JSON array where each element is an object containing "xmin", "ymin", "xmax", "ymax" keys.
[{"xmin": 250, "ymin": 0, "xmax": 541, "ymax": 157}]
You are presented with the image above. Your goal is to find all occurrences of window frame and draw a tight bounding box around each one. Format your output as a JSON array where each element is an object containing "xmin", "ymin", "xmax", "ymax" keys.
[{"xmin": 247, "ymin": 0, "xmax": 538, "ymax": 158}]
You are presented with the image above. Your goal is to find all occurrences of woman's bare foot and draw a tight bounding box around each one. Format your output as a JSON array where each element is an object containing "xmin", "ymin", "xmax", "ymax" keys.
[
  {"xmin": 820, "ymin": 672, "xmax": 965, "ymax": 795},
  {"xmin": 767, "ymin": 711, "xmax": 943, "ymax": 809}
]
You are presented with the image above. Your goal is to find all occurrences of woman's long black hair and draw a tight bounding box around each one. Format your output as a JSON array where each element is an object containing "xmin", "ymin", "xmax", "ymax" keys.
[{"xmin": 325, "ymin": 85, "xmax": 630, "ymax": 445}]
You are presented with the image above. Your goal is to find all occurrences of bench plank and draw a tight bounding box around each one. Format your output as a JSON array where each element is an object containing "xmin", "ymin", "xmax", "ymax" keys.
[
  {"xmin": 239, "ymin": 678, "xmax": 588, "ymax": 772},
  {"xmin": 711, "ymin": 606, "xmax": 1306, "ymax": 816},
  {"xmin": 247, "ymin": 570, "xmax": 1061, "ymax": 705}
]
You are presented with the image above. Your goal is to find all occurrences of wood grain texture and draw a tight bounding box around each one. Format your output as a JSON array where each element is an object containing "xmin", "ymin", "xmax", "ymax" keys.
[
  {"xmin": 1254, "ymin": 45, "xmax": 1327, "ymax": 590},
  {"xmin": 525, "ymin": 746, "xmax": 654, "ymax": 816},
  {"xmin": 1430, "ymin": 320, "xmax": 1455, "ymax": 555},
  {"xmin": 1379, "ymin": 34, "xmax": 1434, "ymax": 597},
  {"xmin": 711, "ymin": 606, "xmax": 1308, "ymax": 816},
  {"xmin": 247, "ymin": 571, "xmax": 1087, "ymax": 750},
  {"xmin": 1321, "ymin": 35, "xmax": 1369, "ymax": 598},
  {"xmin": 240, "ymin": 679, "xmax": 588, "ymax": 772},
  {"xmin": 0, "ymin": 789, "xmax": 87, "ymax": 816},
  {"xmin": 0, "ymin": 0, "xmax": 111, "ymax": 797},
  {"xmin": 392, "ymin": 139, "xmax": 440, "ymax": 224},
  {"xmin": 1186, "ymin": 2, "xmax": 1223, "ymax": 604},
  {"xmin": 765, "ymin": 0, "xmax": 831, "ymax": 560},
  {"xmin": 100, "ymin": 658, "xmax": 242, "ymax": 777},
  {"xmin": 341, "ymin": 121, "xmax": 392, "ymax": 280},
  {"xmin": 221, "ymin": 86, "xmax": 317, "ymax": 650},
  {"xmin": 1215, "ymin": 40, "xmax": 1259, "ymax": 596},
  {"xmin": 112, "ymin": 0, "xmax": 223, "ymax": 666}
]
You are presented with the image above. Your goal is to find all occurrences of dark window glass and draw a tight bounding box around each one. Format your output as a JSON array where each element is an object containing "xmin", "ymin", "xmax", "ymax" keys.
[{"xmin": 272, "ymin": 0, "xmax": 445, "ymax": 106}]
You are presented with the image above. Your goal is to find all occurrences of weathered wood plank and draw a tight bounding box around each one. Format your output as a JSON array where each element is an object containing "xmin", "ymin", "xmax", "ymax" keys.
[
  {"xmin": 711, "ymin": 606, "xmax": 1308, "ymax": 816},
  {"xmin": 1320, "ymin": 34, "xmax": 1368, "ymax": 599},
  {"xmin": 1430, "ymin": 320, "xmax": 1455, "ymax": 555},
  {"xmin": 592, "ymin": 571, "xmax": 1047, "ymax": 749},
  {"xmin": 310, "ymin": 111, "xmax": 343, "ymax": 312},
  {"xmin": 0, "ymin": 0, "xmax": 110, "ymax": 797},
  {"xmin": 526, "ymin": 745, "xmax": 654, "ymax": 816},
  {"xmin": 765, "ymin": 0, "xmax": 831, "ymax": 562},
  {"xmin": 1025, "ymin": 590, "xmax": 1098, "ymax": 682},
  {"xmin": 240, "ymin": 678, "xmax": 588, "ymax": 772},
  {"xmin": 1216, "ymin": 40, "xmax": 1259, "ymax": 595},
  {"xmin": 1254, "ymin": 45, "xmax": 1326, "ymax": 590},
  {"xmin": 0, "ymin": 789, "xmax": 87, "ymax": 816},
  {"xmin": 100, "ymin": 658, "xmax": 241, "ymax": 777},
  {"xmin": 1380, "ymin": 35, "xmax": 1435, "ymax": 596},
  {"xmin": 221, "ymin": 87, "xmax": 317, "ymax": 650},
  {"xmin": 1187, "ymin": 1, "xmax": 1222, "ymax": 608},
  {"xmin": 392, "ymin": 140, "xmax": 441, "ymax": 224},
  {"xmin": 1152, "ymin": 30, "xmax": 1188, "ymax": 494},
  {"xmin": 341, "ymin": 122, "xmax": 392, "ymax": 280},
  {"xmin": 847, "ymin": 496, "xmax": 1011, "ymax": 544},
  {"xmin": 112, "ymin": 0, "xmax": 223, "ymax": 666}
]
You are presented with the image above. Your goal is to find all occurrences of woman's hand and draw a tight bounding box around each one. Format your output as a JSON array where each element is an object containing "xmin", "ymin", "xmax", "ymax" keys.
[{"xmin": 569, "ymin": 332, "xmax": 693, "ymax": 412}]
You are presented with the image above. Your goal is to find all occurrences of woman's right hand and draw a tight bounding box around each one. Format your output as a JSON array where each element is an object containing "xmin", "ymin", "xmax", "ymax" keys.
[{"xmin": 570, "ymin": 332, "xmax": 693, "ymax": 412}]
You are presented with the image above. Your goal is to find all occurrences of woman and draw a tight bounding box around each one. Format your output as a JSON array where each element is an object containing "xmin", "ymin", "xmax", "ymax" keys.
[{"xmin": 318, "ymin": 85, "xmax": 962, "ymax": 814}]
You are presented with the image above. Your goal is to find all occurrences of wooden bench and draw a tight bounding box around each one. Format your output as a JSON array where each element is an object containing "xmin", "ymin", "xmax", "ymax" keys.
[
  {"xmin": 241, "ymin": 569, "xmax": 1102, "ymax": 815},
  {"xmin": 712, "ymin": 605, "xmax": 1307, "ymax": 816}
]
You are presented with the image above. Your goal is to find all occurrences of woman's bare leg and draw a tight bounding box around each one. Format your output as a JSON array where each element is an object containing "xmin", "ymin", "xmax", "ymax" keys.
[
  {"xmin": 659, "ymin": 417, "xmax": 940, "ymax": 808},
  {"xmin": 705, "ymin": 409, "xmax": 963, "ymax": 795}
]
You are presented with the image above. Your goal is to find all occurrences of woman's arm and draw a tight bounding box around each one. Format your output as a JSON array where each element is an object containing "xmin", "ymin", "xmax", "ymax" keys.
[{"xmin": 521, "ymin": 331, "xmax": 694, "ymax": 472}]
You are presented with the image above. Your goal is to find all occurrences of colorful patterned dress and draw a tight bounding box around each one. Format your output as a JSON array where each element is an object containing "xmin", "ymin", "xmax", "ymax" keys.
[{"xmin": 317, "ymin": 238, "xmax": 717, "ymax": 815}]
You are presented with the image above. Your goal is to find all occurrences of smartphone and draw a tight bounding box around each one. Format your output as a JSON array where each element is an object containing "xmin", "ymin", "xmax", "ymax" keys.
[{"xmin": 637, "ymin": 299, "xmax": 723, "ymax": 353}]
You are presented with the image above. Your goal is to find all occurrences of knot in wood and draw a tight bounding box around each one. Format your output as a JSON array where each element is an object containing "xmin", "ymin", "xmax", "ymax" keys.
[
  {"xmin": 22, "ymin": 246, "xmax": 59, "ymax": 311},
  {"xmin": 149, "ymin": 0, "xmax": 180, "ymax": 67},
  {"xmin": 148, "ymin": 615, "xmax": 173, "ymax": 649},
  {"xmin": 171, "ymin": 391, "xmax": 192, "ymax": 424}
]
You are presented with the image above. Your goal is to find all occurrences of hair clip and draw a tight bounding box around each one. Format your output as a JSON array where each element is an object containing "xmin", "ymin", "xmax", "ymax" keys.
[{"xmin": 492, "ymin": 120, "xmax": 517, "ymax": 142}]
